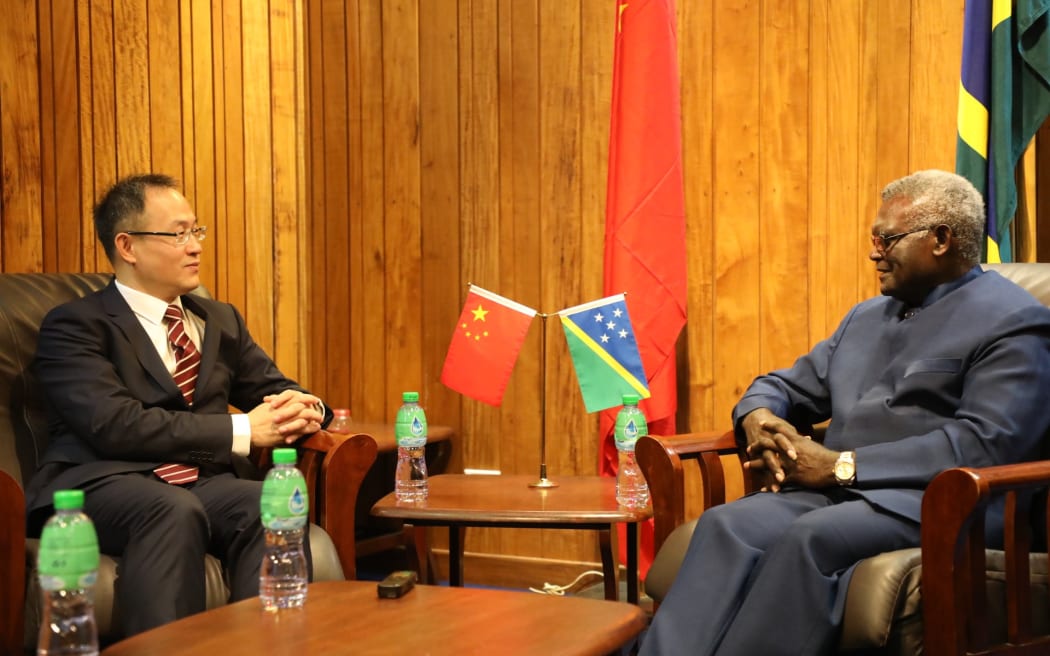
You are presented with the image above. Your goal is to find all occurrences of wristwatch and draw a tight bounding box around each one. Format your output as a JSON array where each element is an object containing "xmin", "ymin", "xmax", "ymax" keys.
[{"xmin": 833, "ymin": 451, "xmax": 856, "ymax": 486}]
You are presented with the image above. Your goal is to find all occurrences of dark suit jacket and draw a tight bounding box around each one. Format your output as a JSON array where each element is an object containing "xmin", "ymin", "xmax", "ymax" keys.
[
  {"xmin": 25, "ymin": 281, "xmax": 327, "ymax": 529},
  {"xmin": 732, "ymin": 268, "xmax": 1050, "ymax": 527}
]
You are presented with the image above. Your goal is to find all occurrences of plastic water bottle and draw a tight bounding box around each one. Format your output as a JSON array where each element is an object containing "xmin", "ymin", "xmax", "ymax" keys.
[
  {"xmin": 394, "ymin": 391, "xmax": 428, "ymax": 502},
  {"xmin": 614, "ymin": 394, "xmax": 650, "ymax": 509},
  {"xmin": 37, "ymin": 489, "xmax": 100, "ymax": 656},
  {"xmin": 328, "ymin": 408, "xmax": 352, "ymax": 434},
  {"xmin": 259, "ymin": 448, "xmax": 309, "ymax": 611}
]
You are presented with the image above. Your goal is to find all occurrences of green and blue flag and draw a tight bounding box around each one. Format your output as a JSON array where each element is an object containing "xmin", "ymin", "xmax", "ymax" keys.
[
  {"xmin": 558, "ymin": 294, "xmax": 650, "ymax": 413},
  {"xmin": 956, "ymin": 0, "xmax": 1050, "ymax": 262}
]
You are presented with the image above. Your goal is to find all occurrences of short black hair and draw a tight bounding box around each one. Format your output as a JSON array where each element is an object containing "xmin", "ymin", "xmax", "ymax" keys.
[{"xmin": 93, "ymin": 174, "xmax": 179, "ymax": 263}]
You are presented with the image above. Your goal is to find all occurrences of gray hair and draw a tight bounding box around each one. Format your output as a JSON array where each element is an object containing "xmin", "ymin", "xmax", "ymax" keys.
[{"xmin": 880, "ymin": 170, "xmax": 985, "ymax": 265}]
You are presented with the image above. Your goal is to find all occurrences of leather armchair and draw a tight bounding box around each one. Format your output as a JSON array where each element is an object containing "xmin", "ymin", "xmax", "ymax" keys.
[
  {"xmin": 638, "ymin": 262, "xmax": 1050, "ymax": 656},
  {"xmin": 0, "ymin": 273, "xmax": 376, "ymax": 652}
]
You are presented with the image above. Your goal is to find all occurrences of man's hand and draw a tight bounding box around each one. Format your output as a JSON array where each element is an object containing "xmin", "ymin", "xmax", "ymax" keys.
[
  {"xmin": 741, "ymin": 409, "xmax": 839, "ymax": 491},
  {"xmin": 248, "ymin": 390, "xmax": 324, "ymax": 447},
  {"xmin": 741, "ymin": 409, "xmax": 802, "ymax": 491}
]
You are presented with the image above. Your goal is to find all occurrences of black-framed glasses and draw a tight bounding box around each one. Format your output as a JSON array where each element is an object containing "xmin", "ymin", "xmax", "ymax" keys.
[
  {"xmin": 870, "ymin": 227, "xmax": 929, "ymax": 254},
  {"xmin": 124, "ymin": 226, "xmax": 208, "ymax": 246}
]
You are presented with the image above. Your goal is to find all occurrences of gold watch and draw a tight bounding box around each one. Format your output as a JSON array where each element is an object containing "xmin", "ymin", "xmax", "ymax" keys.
[{"xmin": 833, "ymin": 451, "xmax": 856, "ymax": 486}]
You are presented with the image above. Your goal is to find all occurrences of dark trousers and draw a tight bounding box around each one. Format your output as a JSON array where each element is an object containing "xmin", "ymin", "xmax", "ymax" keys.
[
  {"xmin": 639, "ymin": 489, "xmax": 920, "ymax": 656},
  {"xmin": 83, "ymin": 471, "xmax": 303, "ymax": 638}
]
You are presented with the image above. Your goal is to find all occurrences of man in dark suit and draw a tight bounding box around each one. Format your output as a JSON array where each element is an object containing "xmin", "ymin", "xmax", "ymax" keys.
[
  {"xmin": 640, "ymin": 170, "xmax": 1050, "ymax": 655},
  {"xmin": 25, "ymin": 174, "xmax": 331, "ymax": 637}
]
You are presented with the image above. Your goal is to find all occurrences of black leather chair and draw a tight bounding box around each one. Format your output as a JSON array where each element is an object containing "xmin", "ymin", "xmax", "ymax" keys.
[{"xmin": 0, "ymin": 273, "xmax": 370, "ymax": 652}]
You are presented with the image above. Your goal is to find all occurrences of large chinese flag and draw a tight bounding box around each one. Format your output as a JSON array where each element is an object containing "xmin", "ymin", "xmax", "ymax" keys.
[
  {"xmin": 600, "ymin": 0, "xmax": 687, "ymax": 577},
  {"xmin": 440, "ymin": 285, "xmax": 537, "ymax": 406}
]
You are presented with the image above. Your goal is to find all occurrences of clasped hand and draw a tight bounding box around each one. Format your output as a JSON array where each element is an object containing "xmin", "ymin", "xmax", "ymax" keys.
[
  {"xmin": 741, "ymin": 408, "xmax": 838, "ymax": 492},
  {"xmin": 248, "ymin": 389, "xmax": 325, "ymax": 447}
]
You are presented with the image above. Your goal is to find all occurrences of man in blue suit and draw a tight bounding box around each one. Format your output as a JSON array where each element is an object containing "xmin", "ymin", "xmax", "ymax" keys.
[
  {"xmin": 25, "ymin": 174, "xmax": 330, "ymax": 638},
  {"xmin": 641, "ymin": 170, "xmax": 1050, "ymax": 655}
]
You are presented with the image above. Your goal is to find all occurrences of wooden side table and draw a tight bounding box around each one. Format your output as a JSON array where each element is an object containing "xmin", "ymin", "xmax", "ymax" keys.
[
  {"xmin": 296, "ymin": 423, "xmax": 454, "ymax": 578},
  {"xmin": 101, "ymin": 580, "xmax": 646, "ymax": 655},
  {"xmin": 371, "ymin": 474, "xmax": 652, "ymax": 603}
]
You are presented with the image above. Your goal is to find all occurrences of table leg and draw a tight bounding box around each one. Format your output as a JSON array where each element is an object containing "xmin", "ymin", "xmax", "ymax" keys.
[
  {"xmin": 447, "ymin": 525, "xmax": 465, "ymax": 587},
  {"xmin": 598, "ymin": 527, "xmax": 617, "ymax": 601},
  {"xmin": 627, "ymin": 522, "xmax": 638, "ymax": 604},
  {"xmin": 403, "ymin": 524, "xmax": 433, "ymax": 584}
]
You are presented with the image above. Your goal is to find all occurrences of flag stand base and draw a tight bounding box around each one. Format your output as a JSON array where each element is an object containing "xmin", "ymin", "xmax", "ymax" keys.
[
  {"xmin": 529, "ymin": 477, "xmax": 559, "ymax": 489},
  {"xmin": 529, "ymin": 462, "xmax": 559, "ymax": 488}
]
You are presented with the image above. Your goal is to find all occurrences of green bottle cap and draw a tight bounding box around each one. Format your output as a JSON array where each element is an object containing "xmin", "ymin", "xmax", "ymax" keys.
[
  {"xmin": 272, "ymin": 448, "xmax": 298, "ymax": 465},
  {"xmin": 402, "ymin": 391, "xmax": 420, "ymax": 403},
  {"xmin": 53, "ymin": 489, "xmax": 85, "ymax": 511},
  {"xmin": 622, "ymin": 394, "xmax": 640, "ymax": 405}
]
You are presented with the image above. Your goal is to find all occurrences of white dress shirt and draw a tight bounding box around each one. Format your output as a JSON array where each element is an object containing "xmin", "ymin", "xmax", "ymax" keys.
[{"xmin": 115, "ymin": 280, "xmax": 252, "ymax": 456}]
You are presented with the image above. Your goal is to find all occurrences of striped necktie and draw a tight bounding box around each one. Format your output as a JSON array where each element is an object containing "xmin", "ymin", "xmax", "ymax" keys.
[{"xmin": 154, "ymin": 304, "xmax": 201, "ymax": 485}]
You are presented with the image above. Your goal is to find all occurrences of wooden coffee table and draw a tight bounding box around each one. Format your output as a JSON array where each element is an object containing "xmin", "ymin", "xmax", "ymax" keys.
[
  {"xmin": 371, "ymin": 474, "xmax": 652, "ymax": 603},
  {"xmin": 101, "ymin": 580, "xmax": 646, "ymax": 655}
]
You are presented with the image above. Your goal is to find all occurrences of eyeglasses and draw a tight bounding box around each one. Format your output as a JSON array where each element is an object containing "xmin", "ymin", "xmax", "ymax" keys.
[
  {"xmin": 870, "ymin": 227, "xmax": 929, "ymax": 255},
  {"xmin": 124, "ymin": 226, "xmax": 208, "ymax": 246}
]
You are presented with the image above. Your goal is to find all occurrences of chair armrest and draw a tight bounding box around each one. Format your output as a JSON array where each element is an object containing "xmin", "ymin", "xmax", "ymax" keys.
[
  {"xmin": 242, "ymin": 430, "xmax": 379, "ymax": 579},
  {"xmin": 922, "ymin": 461, "xmax": 1050, "ymax": 656},
  {"xmin": 0, "ymin": 470, "xmax": 26, "ymax": 656},
  {"xmin": 636, "ymin": 430, "xmax": 742, "ymax": 553},
  {"xmin": 302, "ymin": 431, "xmax": 378, "ymax": 580}
]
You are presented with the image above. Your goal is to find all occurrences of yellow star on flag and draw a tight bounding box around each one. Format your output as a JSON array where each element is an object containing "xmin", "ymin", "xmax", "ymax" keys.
[{"xmin": 471, "ymin": 304, "xmax": 489, "ymax": 322}]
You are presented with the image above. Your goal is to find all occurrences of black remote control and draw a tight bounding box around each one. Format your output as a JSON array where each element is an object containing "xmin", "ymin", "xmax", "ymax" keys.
[{"xmin": 377, "ymin": 570, "xmax": 417, "ymax": 599}]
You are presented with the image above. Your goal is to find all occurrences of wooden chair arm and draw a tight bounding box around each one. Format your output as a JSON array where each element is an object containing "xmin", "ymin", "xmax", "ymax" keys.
[
  {"xmin": 922, "ymin": 460, "xmax": 1050, "ymax": 656},
  {"xmin": 244, "ymin": 430, "xmax": 379, "ymax": 579},
  {"xmin": 0, "ymin": 470, "xmax": 25, "ymax": 656},
  {"xmin": 308, "ymin": 432, "xmax": 378, "ymax": 580},
  {"xmin": 636, "ymin": 430, "xmax": 743, "ymax": 553}
]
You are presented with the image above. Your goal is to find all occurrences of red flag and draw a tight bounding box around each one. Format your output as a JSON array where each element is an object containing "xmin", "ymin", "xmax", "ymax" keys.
[
  {"xmin": 600, "ymin": 0, "xmax": 688, "ymax": 577},
  {"xmin": 440, "ymin": 286, "xmax": 537, "ymax": 406}
]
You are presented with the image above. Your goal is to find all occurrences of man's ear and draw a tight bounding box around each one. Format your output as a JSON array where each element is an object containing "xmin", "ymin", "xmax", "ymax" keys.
[
  {"xmin": 931, "ymin": 224, "xmax": 952, "ymax": 256},
  {"xmin": 114, "ymin": 233, "xmax": 137, "ymax": 265}
]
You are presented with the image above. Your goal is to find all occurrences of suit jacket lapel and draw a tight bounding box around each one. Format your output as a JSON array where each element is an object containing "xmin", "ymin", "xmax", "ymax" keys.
[{"xmin": 101, "ymin": 283, "xmax": 184, "ymax": 400}]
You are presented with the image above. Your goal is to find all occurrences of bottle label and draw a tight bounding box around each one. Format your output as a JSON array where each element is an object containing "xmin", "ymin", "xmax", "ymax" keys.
[
  {"xmin": 614, "ymin": 409, "xmax": 648, "ymax": 450},
  {"xmin": 261, "ymin": 474, "xmax": 309, "ymax": 530},
  {"xmin": 37, "ymin": 513, "xmax": 100, "ymax": 591},
  {"xmin": 395, "ymin": 405, "xmax": 428, "ymax": 448},
  {"xmin": 39, "ymin": 571, "xmax": 98, "ymax": 592}
]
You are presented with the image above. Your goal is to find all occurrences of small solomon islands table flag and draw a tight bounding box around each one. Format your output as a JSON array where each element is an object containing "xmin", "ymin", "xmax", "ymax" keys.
[
  {"xmin": 558, "ymin": 293, "xmax": 650, "ymax": 413},
  {"xmin": 440, "ymin": 285, "xmax": 537, "ymax": 406}
]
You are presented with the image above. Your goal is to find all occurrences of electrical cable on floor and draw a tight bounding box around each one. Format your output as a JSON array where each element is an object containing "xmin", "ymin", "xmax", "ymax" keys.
[{"xmin": 529, "ymin": 569, "xmax": 605, "ymax": 595}]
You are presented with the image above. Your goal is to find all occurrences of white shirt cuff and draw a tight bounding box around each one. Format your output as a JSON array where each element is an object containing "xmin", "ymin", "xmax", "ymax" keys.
[{"xmin": 231, "ymin": 414, "xmax": 251, "ymax": 456}]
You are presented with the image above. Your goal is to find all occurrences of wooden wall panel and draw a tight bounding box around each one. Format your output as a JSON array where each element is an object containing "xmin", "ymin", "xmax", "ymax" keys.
[
  {"xmin": 38, "ymin": 0, "xmax": 58, "ymax": 271},
  {"xmin": 381, "ymin": 0, "xmax": 423, "ymax": 414},
  {"xmin": 357, "ymin": 1, "xmax": 388, "ymax": 422},
  {"xmin": 712, "ymin": 0, "xmax": 762, "ymax": 424},
  {"xmin": 51, "ymin": 6, "xmax": 83, "ymax": 273},
  {"xmin": 148, "ymin": 0, "xmax": 183, "ymax": 182},
  {"xmin": 299, "ymin": 0, "xmax": 971, "ymax": 578},
  {"xmin": 271, "ymin": 0, "xmax": 308, "ymax": 374},
  {"xmin": 759, "ymin": 0, "xmax": 810, "ymax": 378},
  {"xmin": 421, "ymin": 0, "xmax": 464, "ymax": 468},
  {"xmin": 114, "ymin": 0, "xmax": 151, "ymax": 175},
  {"xmin": 2, "ymin": 0, "xmax": 981, "ymax": 582},
  {"xmin": 0, "ymin": 0, "xmax": 44, "ymax": 273},
  {"xmin": 1, "ymin": 0, "xmax": 309, "ymax": 384}
]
